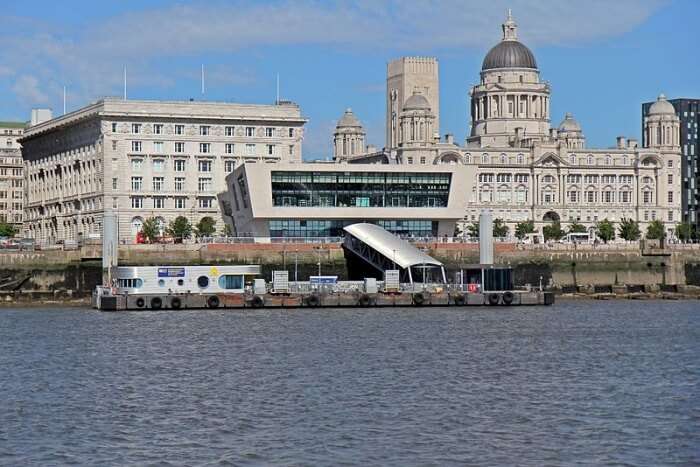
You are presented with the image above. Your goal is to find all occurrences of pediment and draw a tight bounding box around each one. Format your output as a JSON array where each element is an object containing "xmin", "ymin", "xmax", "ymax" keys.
[{"xmin": 534, "ymin": 152, "xmax": 566, "ymax": 166}]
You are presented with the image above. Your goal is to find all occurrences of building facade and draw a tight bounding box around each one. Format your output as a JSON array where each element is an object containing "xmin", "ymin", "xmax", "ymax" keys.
[
  {"xmin": 643, "ymin": 98, "xmax": 699, "ymax": 229},
  {"xmin": 341, "ymin": 12, "xmax": 682, "ymax": 238},
  {"xmin": 0, "ymin": 122, "xmax": 26, "ymax": 227},
  {"xmin": 220, "ymin": 162, "xmax": 472, "ymax": 238},
  {"xmin": 20, "ymin": 98, "xmax": 306, "ymax": 243}
]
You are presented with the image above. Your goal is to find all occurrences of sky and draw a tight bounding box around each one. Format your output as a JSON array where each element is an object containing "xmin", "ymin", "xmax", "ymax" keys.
[{"xmin": 1, "ymin": 0, "xmax": 698, "ymax": 158}]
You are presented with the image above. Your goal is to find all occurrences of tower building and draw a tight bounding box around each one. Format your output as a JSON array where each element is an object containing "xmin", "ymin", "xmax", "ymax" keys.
[{"xmin": 333, "ymin": 108, "xmax": 366, "ymax": 162}]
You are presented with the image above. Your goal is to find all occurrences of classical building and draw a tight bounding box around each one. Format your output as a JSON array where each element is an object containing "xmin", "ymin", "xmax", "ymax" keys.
[
  {"xmin": 341, "ymin": 12, "xmax": 682, "ymax": 238},
  {"xmin": 20, "ymin": 98, "xmax": 306, "ymax": 243},
  {"xmin": 220, "ymin": 162, "xmax": 472, "ymax": 238},
  {"xmin": 0, "ymin": 121, "xmax": 26, "ymax": 227},
  {"xmin": 332, "ymin": 109, "xmax": 366, "ymax": 162},
  {"xmin": 643, "ymin": 97, "xmax": 699, "ymax": 229}
]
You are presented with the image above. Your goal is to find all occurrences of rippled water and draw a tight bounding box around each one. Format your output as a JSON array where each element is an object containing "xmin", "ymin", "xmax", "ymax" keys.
[{"xmin": 0, "ymin": 301, "xmax": 698, "ymax": 466}]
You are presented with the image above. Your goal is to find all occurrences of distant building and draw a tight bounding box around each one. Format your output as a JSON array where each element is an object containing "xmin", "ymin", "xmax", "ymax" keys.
[
  {"xmin": 220, "ymin": 162, "xmax": 472, "ymax": 238},
  {"xmin": 643, "ymin": 98, "xmax": 699, "ymax": 228},
  {"xmin": 0, "ymin": 121, "xmax": 26, "ymax": 227},
  {"xmin": 20, "ymin": 98, "xmax": 307, "ymax": 243},
  {"xmin": 339, "ymin": 12, "xmax": 682, "ymax": 238}
]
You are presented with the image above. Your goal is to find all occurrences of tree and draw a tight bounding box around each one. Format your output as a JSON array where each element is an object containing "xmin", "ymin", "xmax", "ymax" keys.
[
  {"xmin": 646, "ymin": 219, "xmax": 665, "ymax": 240},
  {"xmin": 618, "ymin": 217, "xmax": 641, "ymax": 241},
  {"xmin": 195, "ymin": 216, "xmax": 217, "ymax": 237},
  {"xmin": 596, "ymin": 219, "xmax": 616, "ymax": 243},
  {"xmin": 222, "ymin": 224, "xmax": 233, "ymax": 237},
  {"xmin": 0, "ymin": 221, "xmax": 18, "ymax": 237},
  {"xmin": 542, "ymin": 221, "xmax": 565, "ymax": 241},
  {"xmin": 675, "ymin": 222, "xmax": 695, "ymax": 242},
  {"xmin": 140, "ymin": 217, "xmax": 160, "ymax": 243},
  {"xmin": 493, "ymin": 218, "xmax": 509, "ymax": 238},
  {"xmin": 567, "ymin": 221, "xmax": 587, "ymax": 234},
  {"xmin": 515, "ymin": 220, "xmax": 535, "ymax": 240},
  {"xmin": 167, "ymin": 216, "xmax": 192, "ymax": 242},
  {"xmin": 466, "ymin": 222, "xmax": 479, "ymax": 239}
]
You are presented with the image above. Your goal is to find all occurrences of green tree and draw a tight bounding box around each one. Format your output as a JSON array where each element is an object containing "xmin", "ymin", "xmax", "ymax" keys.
[
  {"xmin": 618, "ymin": 217, "xmax": 641, "ymax": 241},
  {"xmin": 222, "ymin": 224, "xmax": 233, "ymax": 237},
  {"xmin": 140, "ymin": 217, "xmax": 160, "ymax": 243},
  {"xmin": 646, "ymin": 219, "xmax": 665, "ymax": 240},
  {"xmin": 466, "ymin": 222, "xmax": 479, "ymax": 238},
  {"xmin": 0, "ymin": 221, "xmax": 18, "ymax": 237},
  {"xmin": 195, "ymin": 216, "xmax": 217, "ymax": 237},
  {"xmin": 567, "ymin": 221, "xmax": 587, "ymax": 234},
  {"xmin": 493, "ymin": 218, "xmax": 509, "ymax": 238},
  {"xmin": 596, "ymin": 218, "xmax": 616, "ymax": 243},
  {"xmin": 675, "ymin": 222, "xmax": 695, "ymax": 242},
  {"xmin": 515, "ymin": 220, "xmax": 535, "ymax": 240},
  {"xmin": 543, "ymin": 221, "xmax": 565, "ymax": 241},
  {"xmin": 167, "ymin": 216, "xmax": 192, "ymax": 242}
]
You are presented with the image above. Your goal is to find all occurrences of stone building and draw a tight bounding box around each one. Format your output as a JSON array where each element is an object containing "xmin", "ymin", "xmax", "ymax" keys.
[
  {"xmin": 20, "ymin": 98, "xmax": 306, "ymax": 243},
  {"xmin": 0, "ymin": 121, "xmax": 26, "ymax": 227},
  {"xmin": 342, "ymin": 12, "xmax": 682, "ymax": 238},
  {"xmin": 332, "ymin": 109, "xmax": 366, "ymax": 162}
]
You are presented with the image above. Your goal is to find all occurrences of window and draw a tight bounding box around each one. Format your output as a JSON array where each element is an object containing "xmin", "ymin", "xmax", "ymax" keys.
[
  {"xmin": 289, "ymin": 145, "xmax": 294, "ymax": 156},
  {"xmin": 198, "ymin": 197, "xmax": 214, "ymax": 208},
  {"xmin": 288, "ymin": 128, "xmax": 294, "ymax": 137},
  {"xmin": 517, "ymin": 154, "xmax": 524, "ymax": 164},
  {"xmin": 246, "ymin": 127, "xmax": 255, "ymax": 137},
  {"xmin": 174, "ymin": 177, "xmax": 185, "ymax": 191},
  {"xmin": 651, "ymin": 211, "xmax": 656, "ymax": 220},
  {"xmin": 585, "ymin": 191, "xmax": 596, "ymax": 203},
  {"xmin": 496, "ymin": 174, "xmax": 512, "ymax": 183},
  {"xmin": 668, "ymin": 191, "xmax": 674, "ymax": 203},
  {"xmin": 131, "ymin": 197, "xmax": 143, "ymax": 209},
  {"xmin": 218, "ymin": 275, "xmax": 243, "ymax": 290},
  {"xmin": 199, "ymin": 125, "xmax": 210, "ymax": 136},
  {"xmin": 118, "ymin": 278, "xmax": 143, "ymax": 289},
  {"xmin": 644, "ymin": 211, "xmax": 649, "ymax": 221},
  {"xmin": 668, "ymin": 174, "xmax": 673, "ymax": 184},
  {"xmin": 131, "ymin": 141, "xmax": 142, "ymax": 152},
  {"xmin": 407, "ymin": 157, "xmax": 413, "ymax": 164},
  {"xmin": 478, "ymin": 173, "xmax": 494, "ymax": 183},
  {"xmin": 197, "ymin": 276, "xmax": 209, "ymax": 288},
  {"xmin": 225, "ymin": 143, "xmax": 234, "ymax": 154},
  {"xmin": 153, "ymin": 124, "xmax": 163, "ymax": 135},
  {"xmin": 603, "ymin": 191, "xmax": 613, "ymax": 203},
  {"xmin": 174, "ymin": 159, "xmax": 186, "ymax": 172},
  {"xmin": 153, "ymin": 142, "xmax": 164, "ymax": 153},
  {"xmin": 587, "ymin": 156, "xmax": 593, "ymax": 165},
  {"xmin": 265, "ymin": 127, "xmax": 275, "ymax": 137},
  {"xmin": 568, "ymin": 191, "xmax": 579, "ymax": 203},
  {"xmin": 112, "ymin": 140, "xmax": 118, "ymax": 150},
  {"xmin": 153, "ymin": 177, "xmax": 164, "ymax": 191},
  {"xmin": 668, "ymin": 211, "xmax": 674, "ymax": 221},
  {"xmin": 130, "ymin": 159, "xmax": 143, "ymax": 171},
  {"xmin": 225, "ymin": 160, "xmax": 235, "ymax": 172},
  {"xmin": 605, "ymin": 156, "xmax": 611, "ymax": 165},
  {"xmin": 198, "ymin": 177, "xmax": 212, "ymax": 191},
  {"xmin": 175, "ymin": 142, "xmax": 185, "ymax": 153},
  {"xmin": 153, "ymin": 159, "xmax": 164, "ymax": 172},
  {"xmin": 198, "ymin": 160, "xmax": 212, "ymax": 172},
  {"xmin": 266, "ymin": 144, "xmax": 276, "ymax": 156},
  {"xmin": 175, "ymin": 197, "xmax": 186, "ymax": 209},
  {"xmin": 246, "ymin": 144, "xmax": 255, "ymax": 156},
  {"xmin": 112, "ymin": 178, "xmax": 118, "ymax": 189},
  {"xmin": 482, "ymin": 154, "xmax": 489, "ymax": 164},
  {"xmin": 514, "ymin": 174, "xmax": 528, "ymax": 183},
  {"xmin": 225, "ymin": 126, "xmax": 235, "ymax": 136},
  {"xmin": 131, "ymin": 177, "xmax": 143, "ymax": 191},
  {"xmin": 643, "ymin": 191, "xmax": 652, "ymax": 204},
  {"xmin": 111, "ymin": 123, "xmax": 118, "ymax": 132},
  {"xmin": 153, "ymin": 197, "xmax": 165, "ymax": 209},
  {"xmin": 420, "ymin": 157, "xmax": 426, "ymax": 164},
  {"xmin": 667, "ymin": 160, "xmax": 673, "ymax": 168},
  {"xmin": 620, "ymin": 191, "xmax": 630, "ymax": 203},
  {"xmin": 131, "ymin": 123, "xmax": 141, "ymax": 134},
  {"xmin": 175, "ymin": 124, "xmax": 184, "ymax": 135},
  {"xmin": 199, "ymin": 143, "xmax": 211, "ymax": 153}
]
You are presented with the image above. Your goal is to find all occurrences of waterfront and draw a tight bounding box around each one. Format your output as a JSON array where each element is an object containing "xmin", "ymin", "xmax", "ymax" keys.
[{"xmin": 1, "ymin": 302, "xmax": 698, "ymax": 466}]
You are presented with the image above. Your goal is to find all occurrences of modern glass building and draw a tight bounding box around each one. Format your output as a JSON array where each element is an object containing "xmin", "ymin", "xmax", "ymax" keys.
[{"xmin": 220, "ymin": 163, "xmax": 472, "ymax": 238}]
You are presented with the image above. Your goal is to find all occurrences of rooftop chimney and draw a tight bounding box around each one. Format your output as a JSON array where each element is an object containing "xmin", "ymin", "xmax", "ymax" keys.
[
  {"xmin": 616, "ymin": 136, "xmax": 626, "ymax": 149},
  {"xmin": 30, "ymin": 108, "xmax": 53, "ymax": 126}
]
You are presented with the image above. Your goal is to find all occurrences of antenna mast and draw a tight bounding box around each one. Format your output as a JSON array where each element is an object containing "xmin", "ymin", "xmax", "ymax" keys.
[
  {"xmin": 276, "ymin": 73, "xmax": 280, "ymax": 104},
  {"xmin": 123, "ymin": 66, "xmax": 127, "ymax": 100},
  {"xmin": 201, "ymin": 64, "xmax": 205, "ymax": 95}
]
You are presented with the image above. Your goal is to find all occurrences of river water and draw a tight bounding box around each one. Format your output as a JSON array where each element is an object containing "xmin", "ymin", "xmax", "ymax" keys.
[{"xmin": 0, "ymin": 301, "xmax": 698, "ymax": 466}]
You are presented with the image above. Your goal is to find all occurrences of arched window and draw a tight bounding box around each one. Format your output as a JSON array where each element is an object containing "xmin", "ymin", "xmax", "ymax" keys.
[
  {"xmin": 605, "ymin": 155, "xmax": 611, "ymax": 166},
  {"xmin": 622, "ymin": 156, "xmax": 628, "ymax": 165},
  {"xmin": 517, "ymin": 154, "xmax": 524, "ymax": 164},
  {"xmin": 642, "ymin": 176, "xmax": 654, "ymax": 185},
  {"xmin": 465, "ymin": 153, "xmax": 471, "ymax": 164},
  {"xmin": 130, "ymin": 217, "xmax": 143, "ymax": 238},
  {"xmin": 587, "ymin": 155, "xmax": 593, "ymax": 165},
  {"xmin": 569, "ymin": 155, "xmax": 576, "ymax": 165},
  {"xmin": 482, "ymin": 153, "xmax": 489, "ymax": 164},
  {"xmin": 500, "ymin": 154, "xmax": 507, "ymax": 164},
  {"xmin": 542, "ymin": 175, "xmax": 555, "ymax": 184}
]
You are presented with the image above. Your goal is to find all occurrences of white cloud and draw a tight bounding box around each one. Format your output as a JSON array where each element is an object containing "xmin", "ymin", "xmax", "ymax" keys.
[{"xmin": 11, "ymin": 75, "xmax": 49, "ymax": 105}]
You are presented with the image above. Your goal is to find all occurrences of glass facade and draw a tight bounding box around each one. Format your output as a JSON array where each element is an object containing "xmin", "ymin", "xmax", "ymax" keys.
[
  {"xmin": 271, "ymin": 171, "xmax": 451, "ymax": 208},
  {"xmin": 269, "ymin": 219, "xmax": 438, "ymax": 238}
]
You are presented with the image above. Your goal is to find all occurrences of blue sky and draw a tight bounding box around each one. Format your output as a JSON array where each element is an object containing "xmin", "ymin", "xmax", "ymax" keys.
[{"xmin": 1, "ymin": 0, "xmax": 697, "ymax": 158}]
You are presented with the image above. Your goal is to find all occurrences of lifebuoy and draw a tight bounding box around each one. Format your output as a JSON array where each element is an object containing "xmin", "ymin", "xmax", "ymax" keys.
[
  {"xmin": 171, "ymin": 297, "xmax": 182, "ymax": 309},
  {"xmin": 358, "ymin": 294, "xmax": 371, "ymax": 307},
  {"xmin": 305, "ymin": 294, "xmax": 320, "ymax": 307},
  {"xmin": 251, "ymin": 295, "xmax": 264, "ymax": 308},
  {"xmin": 502, "ymin": 291, "xmax": 514, "ymax": 305},
  {"xmin": 453, "ymin": 294, "xmax": 466, "ymax": 305},
  {"xmin": 488, "ymin": 293, "xmax": 500, "ymax": 306},
  {"xmin": 207, "ymin": 295, "xmax": 220, "ymax": 308},
  {"xmin": 413, "ymin": 292, "xmax": 425, "ymax": 306},
  {"xmin": 150, "ymin": 297, "xmax": 163, "ymax": 309},
  {"xmin": 135, "ymin": 297, "xmax": 145, "ymax": 308}
]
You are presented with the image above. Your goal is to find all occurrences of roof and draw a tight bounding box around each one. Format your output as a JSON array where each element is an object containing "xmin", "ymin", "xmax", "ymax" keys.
[
  {"xmin": 482, "ymin": 40, "xmax": 537, "ymax": 71},
  {"xmin": 403, "ymin": 93, "xmax": 431, "ymax": 111},
  {"xmin": 648, "ymin": 94, "xmax": 676, "ymax": 116},
  {"xmin": 0, "ymin": 121, "xmax": 27, "ymax": 129},
  {"xmin": 558, "ymin": 113, "xmax": 582, "ymax": 132},
  {"xmin": 343, "ymin": 223, "xmax": 443, "ymax": 269},
  {"xmin": 336, "ymin": 108, "xmax": 363, "ymax": 128}
]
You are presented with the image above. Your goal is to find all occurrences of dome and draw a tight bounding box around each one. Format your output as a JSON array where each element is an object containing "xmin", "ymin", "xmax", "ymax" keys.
[
  {"xmin": 482, "ymin": 40, "xmax": 537, "ymax": 71},
  {"xmin": 558, "ymin": 113, "xmax": 581, "ymax": 133},
  {"xmin": 403, "ymin": 92, "xmax": 431, "ymax": 111},
  {"xmin": 336, "ymin": 108, "xmax": 363, "ymax": 128},
  {"xmin": 648, "ymin": 94, "xmax": 676, "ymax": 116}
]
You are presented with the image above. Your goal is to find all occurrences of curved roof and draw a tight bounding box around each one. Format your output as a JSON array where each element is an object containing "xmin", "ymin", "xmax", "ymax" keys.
[
  {"xmin": 343, "ymin": 223, "xmax": 443, "ymax": 269},
  {"xmin": 336, "ymin": 108, "xmax": 363, "ymax": 128},
  {"xmin": 558, "ymin": 112, "xmax": 582, "ymax": 133},
  {"xmin": 482, "ymin": 40, "xmax": 537, "ymax": 70},
  {"xmin": 403, "ymin": 93, "xmax": 431, "ymax": 111},
  {"xmin": 648, "ymin": 94, "xmax": 675, "ymax": 116}
]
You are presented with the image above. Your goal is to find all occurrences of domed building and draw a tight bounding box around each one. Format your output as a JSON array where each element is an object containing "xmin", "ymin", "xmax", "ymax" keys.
[
  {"xmin": 333, "ymin": 108, "xmax": 366, "ymax": 162},
  {"xmin": 557, "ymin": 113, "xmax": 585, "ymax": 149}
]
